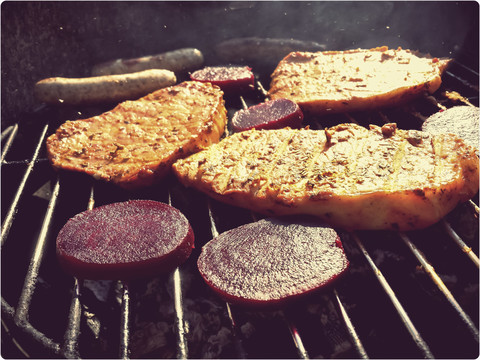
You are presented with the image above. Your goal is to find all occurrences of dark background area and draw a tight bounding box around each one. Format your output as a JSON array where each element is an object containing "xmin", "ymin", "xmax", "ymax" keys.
[{"xmin": 1, "ymin": 1, "xmax": 479, "ymax": 128}]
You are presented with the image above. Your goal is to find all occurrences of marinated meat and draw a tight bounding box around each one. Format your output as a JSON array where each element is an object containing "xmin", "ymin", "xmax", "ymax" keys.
[
  {"xmin": 173, "ymin": 123, "xmax": 479, "ymax": 231},
  {"xmin": 267, "ymin": 46, "xmax": 451, "ymax": 115},
  {"xmin": 197, "ymin": 217, "xmax": 349, "ymax": 307},
  {"xmin": 422, "ymin": 106, "xmax": 479, "ymax": 151},
  {"xmin": 46, "ymin": 81, "xmax": 227, "ymax": 189},
  {"xmin": 56, "ymin": 200, "xmax": 194, "ymax": 280}
]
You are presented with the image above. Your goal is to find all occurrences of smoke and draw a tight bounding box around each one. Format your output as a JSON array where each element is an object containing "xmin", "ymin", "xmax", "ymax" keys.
[
  {"xmin": 163, "ymin": 2, "xmax": 477, "ymax": 66},
  {"xmin": 1, "ymin": 1, "xmax": 478, "ymax": 125},
  {"xmin": 210, "ymin": 1, "xmax": 477, "ymax": 58}
]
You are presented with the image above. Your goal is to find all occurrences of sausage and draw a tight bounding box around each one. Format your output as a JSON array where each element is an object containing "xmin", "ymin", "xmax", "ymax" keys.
[
  {"xmin": 215, "ymin": 37, "xmax": 326, "ymax": 65},
  {"xmin": 91, "ymin": 48, "xmax": 204, "ymax": 76},
  {"xmin": 34, "ymin": 69, "xmax": 176, "ymax": 105}
]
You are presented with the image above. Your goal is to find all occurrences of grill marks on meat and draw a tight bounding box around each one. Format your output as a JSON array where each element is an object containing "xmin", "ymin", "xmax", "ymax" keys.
[
  {"xmin": 267, "ymin": 46, "xmax": 450, "ymax": 115},
  {"xmin": 46, "ymin": 81, "xmax": 227, "ymax": 189},
  {"xmin": 173, "ymin": 123, "xmax": 479, "ymax": 231}
]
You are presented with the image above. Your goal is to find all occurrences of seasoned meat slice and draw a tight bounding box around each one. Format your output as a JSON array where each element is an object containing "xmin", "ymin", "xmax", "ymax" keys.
[
  {"xmin": 46, "ymin": 81, "xmax": 227, "ymax": 189},
  {"xmin": 173, "ymin": 123, "xmax": 479, "ymax": 231},
  {"xmin": 267, "ymin": 46, "xmax": 450, "ymax": 115}
]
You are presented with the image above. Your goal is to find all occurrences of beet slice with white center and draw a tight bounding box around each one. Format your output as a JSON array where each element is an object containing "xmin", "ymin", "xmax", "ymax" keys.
[
  {"xmin": 231, "ymin": 98, "xmax": 304, "ymax": 132},
  {"xmin": 197, "ymin": 217, "xmax": 349, "ymax": 307},
  {"xmin": 190, "ymin": 66, "xmax": 254, "ymax": 93},
  {"xmin": 56, "ymin": 200, "xmax": 194, "ymax": 280}
]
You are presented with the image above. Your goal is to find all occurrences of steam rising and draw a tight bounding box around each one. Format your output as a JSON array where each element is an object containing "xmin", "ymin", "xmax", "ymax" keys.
[
  {"xmin": 1, "ymin": 1, "xmax": 478, "ymax": 124},
  {"xmin": 200, "ymin": 2, "xmax": 475, "ymax": 59}
]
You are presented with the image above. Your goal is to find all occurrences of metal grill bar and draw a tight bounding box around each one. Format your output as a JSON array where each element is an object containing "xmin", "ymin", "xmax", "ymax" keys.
[
  {"xmin": 442, "ymin": 220, "xmax": 480, "ymax": 267},
  {"xmin": 351, "ymin": 232, "xmax": 434, "ymax": 358},
  {"xmin": 399, "ymin": 232, "xmax": 480, "ymax": 342},
  {"xmin": 2, "ymin": 298, "xmax": 61, "ymax": 355},
  {"xmin": 172, "ymin": 268, "xmax": 188, "ymax": 359},
  {"xmin": 454, "ymin": 60, "xmax": 480, "ymax": 77},
  {"xmin": 1, "ymin": 310, "xmax": 30, "ymax": 358},
  {"xmin": 14, "ymin": 178, "xmax": 60, "ymax": 324},
  {"xmin": 1, "ymin": 176, "xmax": 62, "ymax": 356},
  {"xmin": 469, "ymin": 200, "xmax": 479, "ymax": 214},
  {"xmin": 63, "ymin": 278, "xmax": 82, "ymax": 359},
  {"xmin": 1, "ymin": 123, "xmax": 50, "ymax": 245},
  {"xmin": 63, "ymin": 184, "xmax": 96, "ymax": 358},
  {"xmin": 225, "ymin": 302, "xmax": 247, "ymax": 358},
  {"xmin": 207, "ymin": 200, "xmax": 219, "ymax": 238},
  {"xmin": 1, "ymin": 123, "xmax": 19, "ymax": 164},
  {"xmin": 1, "ymin": 124, "xmax": 15, "ymax": 140},
  {"xmin": 256, "ymin": 80, "xmax": 268, "ymax": 96},
  {"xmin": 286, "ymin": 318, "xmax": 309, "ymax": 359},
  {"xmin": 168, "ymin": 191, "xmax": 189, "ymax": 359},
  {"xmin": 119, "ymin": 281, "xmax": 131, "ymax": 359},
  {"xmin": 445, "ymin": 70, "xmax": 479, "ymax": 93},
  {"xmin": 333, "ymin": 288, "xmax": 369, "ymax": 359}
]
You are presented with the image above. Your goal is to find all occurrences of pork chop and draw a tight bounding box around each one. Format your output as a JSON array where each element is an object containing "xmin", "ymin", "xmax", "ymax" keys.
[
  {"xmin": 173, "ymin": 123, "xmax": 479, "ymax": 231},
  {"xmin": 267, "ymin": 46, "xmax": 450, "ymax": 115},
  {"xmin": 46, "ymin": 81, "xmax": 227, "ymax": 189}
]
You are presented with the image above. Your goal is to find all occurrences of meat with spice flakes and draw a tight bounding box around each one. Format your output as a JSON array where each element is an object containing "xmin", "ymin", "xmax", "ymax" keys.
[
  {"xmin": 267, "ymin": 46, "xmax": 451, "ymax": 115},
  {"xmin": 46, "ymin": 81, "xmax": 227, "ymax": 189},
  {"xmin": 173, "ymin": 123, "xmax": 479, "ymax": 231}
]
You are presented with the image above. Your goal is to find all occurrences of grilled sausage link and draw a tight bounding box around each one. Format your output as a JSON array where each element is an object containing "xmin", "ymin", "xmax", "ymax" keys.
[
  {"xmin": 215, "ymin": 37, "xmax": 326, "ymax": 65},
  {"xmin": 91, "ymin": 48, "xmax": 204, "ymax": 76},
  {"xmin": 34, "ymin": 69, "xmax": 176, "ymax": 105}
]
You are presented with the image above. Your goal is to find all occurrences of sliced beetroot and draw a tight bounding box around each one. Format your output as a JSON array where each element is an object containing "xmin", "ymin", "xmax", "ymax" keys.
[
  {"xmin": 56, "ymin": 200, "xmax": 194, "ymax": 280},
  {"xmin": 231, "ymin": 98, "xmax": 304, "ymax": 132},
  {"xmin": 190, "ymin": 66, "xmax": 254, "ymax": 93},
  {"xmin": 422, "ymin": 106, "xmax": 479, "ymax": 151},
  {"xmin": 197, "ymin": 217, "xmax": 349, "ymax": 307}
]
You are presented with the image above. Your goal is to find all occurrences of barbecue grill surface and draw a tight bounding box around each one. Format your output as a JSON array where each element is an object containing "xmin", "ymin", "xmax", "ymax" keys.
[{"xmin": 2, "ymin": 2, "xmax": 479, "ymax": 359}]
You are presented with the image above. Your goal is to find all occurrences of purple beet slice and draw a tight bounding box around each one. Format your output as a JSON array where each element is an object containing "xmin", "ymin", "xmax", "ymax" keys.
[
  {"xmin": 190, "ymin": 65, "xmax": 254, "ymax": 93},
  {"xmin": 56, "ymin": 200, "xmax": 194, "ymax": 280},
  {"xmin": 422, "ymin": 106, "xmax": 479, "ymax": 151},
  {"xmin": 231, "ymin": 98, "xmax": 304, "ymax": 132},
  {"xmin": 197, "ymin": 217, "xmax": 349, "ymax": 307}
]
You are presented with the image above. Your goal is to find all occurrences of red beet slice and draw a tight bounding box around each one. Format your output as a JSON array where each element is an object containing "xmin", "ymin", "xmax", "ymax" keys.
[
  {"xmin": 197, "ymin": 217, "xmax": 349, "ymax": 307},
  {"xmin": 190, "ymin": 66, "xmax": 254, "ymax": 93},
  {"xmin": 231, "ymin": 98, "xmax": 304, "ymax": 132},
  {"xmin": 56, "ymin": 200, "xmax": 194, "ymax": 280},
  {"xmin": 422, "ymin": 106, "xmax": 479, "ymax": 151}
]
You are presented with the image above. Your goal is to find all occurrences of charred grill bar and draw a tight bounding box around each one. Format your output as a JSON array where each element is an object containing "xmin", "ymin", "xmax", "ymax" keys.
[{"xmin": 1, "ymin": 59, "xmax": 479, "ymax": 358}]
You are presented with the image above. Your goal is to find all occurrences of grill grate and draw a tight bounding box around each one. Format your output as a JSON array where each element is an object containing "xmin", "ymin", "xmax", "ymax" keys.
[{"xmin": 1, "ymin": 61, "xmax": 479, "ymax": 359}]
